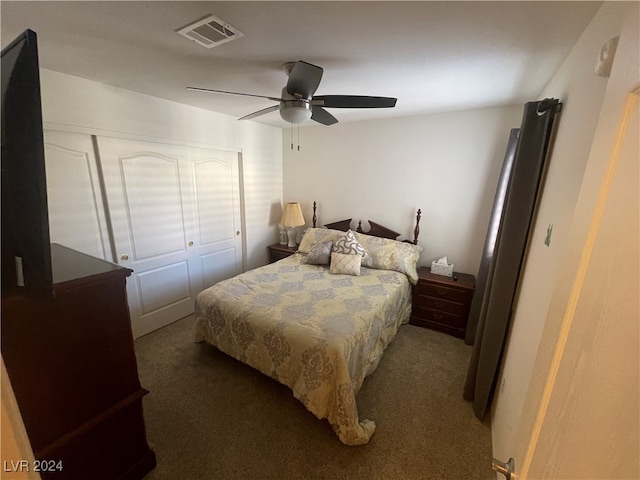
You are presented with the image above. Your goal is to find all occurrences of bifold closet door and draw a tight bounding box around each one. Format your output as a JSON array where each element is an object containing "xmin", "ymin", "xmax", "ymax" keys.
[
  {"xmin": 187, "ymin": 148, "xmax": 243, "ymax": 290},
  {"xmin": 43, "ymin": 130, "xmax": 112, "ymax": 260},
  {"xmin": 97, "ymin": 137, "xmax": 242, "ymax": 338}
]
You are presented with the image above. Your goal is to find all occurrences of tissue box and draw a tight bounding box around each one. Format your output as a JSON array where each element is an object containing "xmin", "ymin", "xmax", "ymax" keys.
[{"xmin": 431, "ymin": 261, "xmax": 454, "ymax": 277}]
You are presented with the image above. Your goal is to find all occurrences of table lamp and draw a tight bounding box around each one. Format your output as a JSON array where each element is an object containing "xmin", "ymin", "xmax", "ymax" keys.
[{"xmin": 280, "ymin": 202, "xmax": 305, "ymax": 247}]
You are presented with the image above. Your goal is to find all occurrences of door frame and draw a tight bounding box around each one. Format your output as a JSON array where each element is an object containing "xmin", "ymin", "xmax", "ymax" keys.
[{"xmin": 517, "ymin": 88, "xmax": 639, "ymax": 479}]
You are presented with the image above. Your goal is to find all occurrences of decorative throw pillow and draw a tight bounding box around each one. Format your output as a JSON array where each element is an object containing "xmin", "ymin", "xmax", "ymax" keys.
[
  {"xmin": 353, "ymin": 232, "xmax": 423, "ymax": 285},
  {"xmin": 329, "ymin": 252, "xmax": 362, "ymax": 276},
  {"xmin": 304, "ymin": 240, "xmax": 333, "ymax": 265},
  {"xmin": 298, "ymin": 228, "xmax": 343, "ymax": 254},
  {"xmin": 332, "ymin": 230, "xmax": 367, "ymax": 257}
]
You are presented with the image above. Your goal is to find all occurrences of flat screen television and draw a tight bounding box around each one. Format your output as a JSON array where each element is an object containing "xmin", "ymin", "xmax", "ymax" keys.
[{"xmin": 1, "ymin": 29, "xmax": 53, "ymax": 297}]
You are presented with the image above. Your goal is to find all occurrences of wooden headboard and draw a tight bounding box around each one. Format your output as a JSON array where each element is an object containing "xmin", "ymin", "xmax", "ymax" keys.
[{"xmin": 311, "ymin": 201, "xmax": 422, "ymax": 244}]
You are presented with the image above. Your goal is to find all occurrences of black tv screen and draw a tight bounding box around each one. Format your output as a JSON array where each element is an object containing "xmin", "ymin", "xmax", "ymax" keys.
[{"xmin": 1, "ymin": 29, "xmax": 53, "ymax": 297}]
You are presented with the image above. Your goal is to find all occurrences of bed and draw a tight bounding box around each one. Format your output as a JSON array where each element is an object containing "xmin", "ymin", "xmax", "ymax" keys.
[{"xmin": 194, "ymin": 204, "xmax": 423, "ymax": 445}]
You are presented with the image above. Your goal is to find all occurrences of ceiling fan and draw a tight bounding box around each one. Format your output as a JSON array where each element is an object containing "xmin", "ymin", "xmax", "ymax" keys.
[{"xmin": 187, "ymin": 60, "xmax": 397, "ymax": 125}]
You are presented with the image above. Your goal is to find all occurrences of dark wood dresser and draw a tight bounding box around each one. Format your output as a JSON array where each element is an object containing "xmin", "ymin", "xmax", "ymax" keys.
[
  {"xmin": 410, "ymin": 266, "xmax": 476, "ymax": 338},
  {"xmin": 1, "ymin": 244, "xmax": 156, "ymax": 480},
  {"xmin": 267, "ymin": 242, "xmax": 298, "ymax": 263}
]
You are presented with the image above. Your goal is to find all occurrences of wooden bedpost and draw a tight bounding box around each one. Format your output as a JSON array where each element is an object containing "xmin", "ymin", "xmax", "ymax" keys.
[
  {"xmin": 413, "ymin": 209, "xmax": 422, "ymax": 245},
  {"xmin": 312, "ymin": 201, "xmax": 317, "ymax": 228}
]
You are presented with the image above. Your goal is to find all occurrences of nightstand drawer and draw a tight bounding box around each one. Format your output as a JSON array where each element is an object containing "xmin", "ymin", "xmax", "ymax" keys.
[
  {"xmin": 411, "ymin": 305, "xmax": 467, "ymax": 329},
  {"xmin": 414, "ymin": 295, "xmax": 467, "ymax": 316},
  {"xmin": 270, "ymin": 249, "xmax": 294, "ymax": 262},
  {"xmin": 416, "ymin": 282, "xmax": 470, "ymax": 303},
  {"xmin": 267, "ymin": 243, "xmax": 298, "ymax": 263}
]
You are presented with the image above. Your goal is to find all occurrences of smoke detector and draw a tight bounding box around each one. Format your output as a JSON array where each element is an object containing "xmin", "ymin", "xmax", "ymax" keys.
[{"xmin": 177, "ymin": 14, "xmax": 243, "ymax": 49}]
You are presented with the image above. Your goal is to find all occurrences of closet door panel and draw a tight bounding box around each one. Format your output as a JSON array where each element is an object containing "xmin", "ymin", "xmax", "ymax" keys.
[
  {"xmin": 201, "ymin": 248, "xmax": 238, "ymax": 289},
  {"xmin": 194, "ymin": 159, "xmax": 235, "ymax": 244},
  {"xmin": 190, "ymin": 152, "xmax": 242, "ymax": 292},
  {"xmin": 97, "ymin": 137, "xmax": 242, "ymax": 338},
  {"xmin": 43, "ymin": 131, "xmax": 110, "ymax": 260},
  {"xmin": 98, "ymin": 137, "xmax": 196, "ymax": 338},
  {"xmin": 121, "ymin": 154, "xmax": 186, "ymax": 259},
  {"xmin": 136, "ymin": 261, "xmax": 191, "ymax": 315}
]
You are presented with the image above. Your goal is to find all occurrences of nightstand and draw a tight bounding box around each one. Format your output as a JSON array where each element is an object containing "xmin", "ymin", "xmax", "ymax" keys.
[
  {"xmin": 410, "ymin": 266, "xmax": 475, "ymax": 338},
  {"xmin": 267, "ymin": 243, "xmax": 298, "ymax": 263}
]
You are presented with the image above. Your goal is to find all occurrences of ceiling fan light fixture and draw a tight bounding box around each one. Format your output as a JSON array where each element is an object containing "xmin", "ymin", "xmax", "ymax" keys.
[{"xmin": 279, "ymin": 100, "xmax": 312, "ymax": 124}]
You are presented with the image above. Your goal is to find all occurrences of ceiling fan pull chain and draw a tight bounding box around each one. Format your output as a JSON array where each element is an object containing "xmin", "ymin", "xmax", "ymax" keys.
[
  {"xmin": 290, "ymin": 124, "xmax": 294, "ymax": 150},
  {"xmin": 297, "ymin": 124, "xmax": 301, "ymax": 151}
]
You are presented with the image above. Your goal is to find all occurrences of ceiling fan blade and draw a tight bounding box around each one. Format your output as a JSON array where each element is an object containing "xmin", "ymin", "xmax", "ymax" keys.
[
  {"xmin": 311, "ymin": 106, "xmax": 339, "ymax": 126},
  {"xmin": 238, "ymin": 105, "xmax": 280, "ymax": 121},
  {"xmin": 286, "ymin": 61, "xmax": 323, "ymax": 99},
  {"xmin": 312, "ymin": 95, "xmax": 397, "ymax": 108},
  {"xmin": 187, "ymin": 87, "xmax": 283, "ymax": 103}
]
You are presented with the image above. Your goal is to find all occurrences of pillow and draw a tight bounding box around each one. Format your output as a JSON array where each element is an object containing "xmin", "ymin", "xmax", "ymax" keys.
[
  {"xmin": 353, "ymin": 232, "xmax": 423, "ymax": 285},
  {"xmin": 304, "ymin": 240, "xmax": 333, "ymax": 265},
  {"xmin": 329, "ymin": 252, "xmax": 362, "ymax": 276},
  {"xmin": 332, "ymin": 230, "xmax": 367, "ymax": 257},
  {"xmin": 298, "ymin": 228, "xmax": 344, "ymax": 254}
]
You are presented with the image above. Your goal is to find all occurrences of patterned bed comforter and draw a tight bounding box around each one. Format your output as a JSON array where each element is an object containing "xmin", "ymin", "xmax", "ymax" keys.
[{"xmin": 194, "ymin": 253, "xmax": 412, "ymax": 445}]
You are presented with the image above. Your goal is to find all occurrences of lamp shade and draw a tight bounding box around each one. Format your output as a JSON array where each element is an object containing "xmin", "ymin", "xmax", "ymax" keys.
[{"xmin": 280, "ymin": 202, "xmax": 305, "ymax": 227}]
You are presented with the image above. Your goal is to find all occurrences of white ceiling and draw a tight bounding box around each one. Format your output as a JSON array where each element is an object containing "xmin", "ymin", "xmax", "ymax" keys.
[{"xmin": 1, "ymin": 1, "xmax": 602, "ymax": 128}]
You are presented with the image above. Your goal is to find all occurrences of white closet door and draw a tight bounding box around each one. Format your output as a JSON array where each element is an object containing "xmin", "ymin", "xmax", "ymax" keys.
[
  {"xmin": 188, "ymin": 148, "xmax": 242, "ymax": 292},
  {"xmin": 97, "ymin": 136, "xmax": 242, "ymax": 338},
  {"xmin": 44, "ymin": 130, "xmax": 111, "ymax": 260}
]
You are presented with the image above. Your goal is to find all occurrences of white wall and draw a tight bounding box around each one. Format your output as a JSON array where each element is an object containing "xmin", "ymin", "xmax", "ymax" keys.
[
  {"xmin": 283, "ymin": 105, "xmax": 523, "ymax": 274},
  {"xmin": 39, "ymin": 69, "xmax": 282, "ymax": 270},
  {"xmin": 491, "ymin": 0, "xmax": 637, "ymax": 464}
]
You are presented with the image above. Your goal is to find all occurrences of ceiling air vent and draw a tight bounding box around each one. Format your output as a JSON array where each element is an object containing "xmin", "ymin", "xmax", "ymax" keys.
[{"xmin": 177, "ymin": 14, "xmax": 244, "ymax": 49}]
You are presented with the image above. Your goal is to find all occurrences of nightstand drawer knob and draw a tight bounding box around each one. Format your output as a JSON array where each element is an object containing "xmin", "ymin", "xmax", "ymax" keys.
[{"xmin": 436, "ymin": 288, "xmax": 449, "ymax": 296}]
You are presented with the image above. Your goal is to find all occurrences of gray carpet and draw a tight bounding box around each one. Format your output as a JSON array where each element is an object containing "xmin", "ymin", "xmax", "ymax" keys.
[{"xmin": 134, "ymin": 315, "xmax": 492, "ymax": 480}]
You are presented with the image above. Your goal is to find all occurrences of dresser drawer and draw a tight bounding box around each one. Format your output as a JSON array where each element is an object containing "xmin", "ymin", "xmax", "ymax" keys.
[{"xmin": 415, "ymin": 282, "xmax": 471, "ymax": 304}]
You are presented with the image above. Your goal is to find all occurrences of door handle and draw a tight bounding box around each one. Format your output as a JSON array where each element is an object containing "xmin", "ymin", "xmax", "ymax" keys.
[
  {"xmin": 492, "ymin": 457, "xmax": 515, "ymax": 480},
  {"xmin": 121, "ymin": 254, "xmax": 129, "ymax": 261}
]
